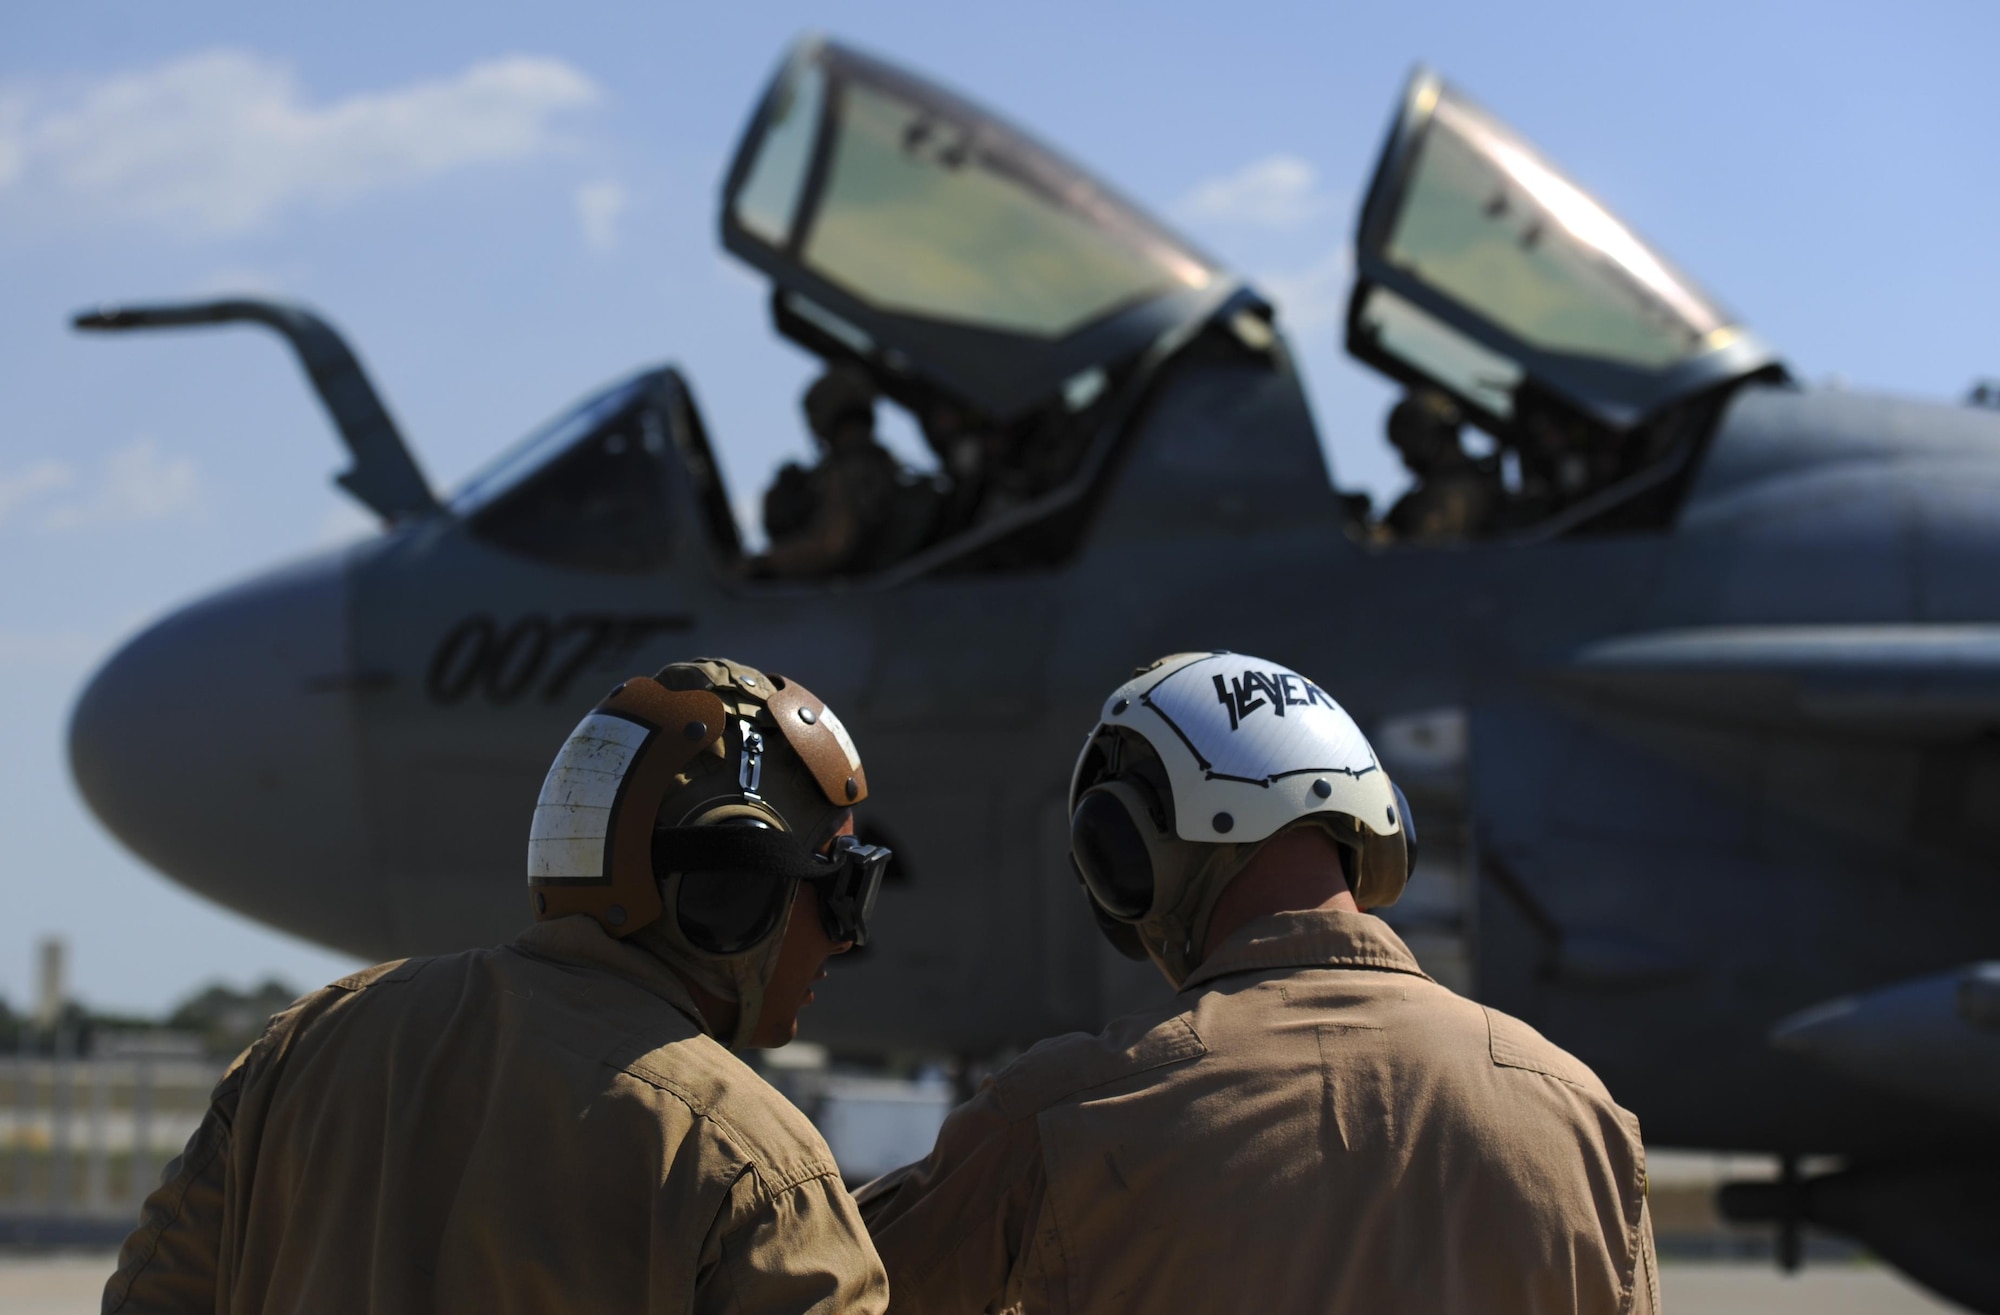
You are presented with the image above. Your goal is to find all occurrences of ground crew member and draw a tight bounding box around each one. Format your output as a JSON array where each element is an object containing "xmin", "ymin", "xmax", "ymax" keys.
[
  {"xmin": 104, "ymin": 658, "xmax": 893, "ymax": 1315},
  {"xmin": 858, "ymin": 652, "xmax": 1658, "ymax": 1313}
]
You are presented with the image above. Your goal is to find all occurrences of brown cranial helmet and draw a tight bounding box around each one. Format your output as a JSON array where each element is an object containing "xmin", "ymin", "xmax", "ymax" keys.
[{"xmin": 527, "ymin": 658, "xmax": 879, "ymax": 1047}]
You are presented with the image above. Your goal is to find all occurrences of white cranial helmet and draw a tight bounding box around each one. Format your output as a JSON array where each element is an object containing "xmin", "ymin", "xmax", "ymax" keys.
[{"xmin": 1068, "ymin": 652, "xmax": 1414, "ymax": 983}]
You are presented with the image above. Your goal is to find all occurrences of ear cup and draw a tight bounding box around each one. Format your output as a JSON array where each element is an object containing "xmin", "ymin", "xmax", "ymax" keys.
[
  {"xmin": 1392, "ymin": 781, "xmax": 1418, "ymax": 884},
  {"xmin": 1080, "ymin": 870, "xmax": 1150, "ymax": 960},
  {"xmin": 675, "ymin": 868, "xmax": 794, "ymax": 954},
  {"xmin": 1070, "ymin": 786, "xmax": 1160, "ymax": 920}
]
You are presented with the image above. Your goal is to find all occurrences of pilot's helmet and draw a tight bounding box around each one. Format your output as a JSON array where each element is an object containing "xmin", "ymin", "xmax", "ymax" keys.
[
  {"xmin": 1068, "ymin": 652, "xmax": 1414, "ymax": 986},
  {"xmin": 803, "ymin": 365, "xmax": 877, "ymax": 441},
  {"xmin": 526, "ymin": 657, "xmax": 887, "ymax": 1049},
  {"xmin": 1387, "ymin": 389, "xmax": 1462, "ymax": 464}
]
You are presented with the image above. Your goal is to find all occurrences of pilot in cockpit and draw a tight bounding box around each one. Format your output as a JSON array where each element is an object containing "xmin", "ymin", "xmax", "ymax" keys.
[
  {"xmin": 761, "ymin": 365, "xmax": 910, "ymax": 578},
  {"xmin": 1381, "ymin": 389, "xmax": 1500, "ymax": 544}
]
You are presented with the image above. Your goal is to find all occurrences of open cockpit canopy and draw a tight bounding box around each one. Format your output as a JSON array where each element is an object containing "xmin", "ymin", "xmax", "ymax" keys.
[
  {"xmin": 721, "ymin": 36, "xmax": 1225, "ymax": 422},
  {"xmin": 1350, "ymin": 70, "xmax": 1779, "ymax": 435}
]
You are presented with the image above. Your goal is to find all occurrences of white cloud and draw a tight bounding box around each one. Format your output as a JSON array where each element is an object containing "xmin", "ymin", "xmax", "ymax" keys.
[
  {"xmin": 1259, "ymin": 245, "xmax": 1355, "ymax": 333},
  {"xmin": 1173, "ymin": 154, "xmax": 1354, "ymax": 332},
  {"xmin": 1175, "ymin": 154, "xmax": 1338, "ymax": 230},
  {"xmin": 38, "ymin": 439, "xmax": 202, "ymax": 530},
  {"xmin": 0, "ymin": 459, "xmax": 74, "ymax": 524},
  {"xmin": 575, "ymin": 179, "xmax": 626, "ymax": 253},
  {"xmin": 0, "ymin": 50, "xmax": 600, "ymax": 233}
]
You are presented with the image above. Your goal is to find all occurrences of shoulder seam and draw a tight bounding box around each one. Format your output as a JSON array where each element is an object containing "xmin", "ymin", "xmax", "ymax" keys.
[
  {"xmin": 614, "ymin": 1053, "xmax": 838, "ymax": 1191},
  {"xmin": 328, "ymin": 957, "xmax": 425, "ymax": 992},
  {"xmin": 1484, "ymin": 1006, "xmax": 1598, "ymax": 1091},
  {"xmin": 996, "ymin": 1015, "xmax": 1206, "ymax": 1118},
  {"xmin": 753, "ymin": 1159, "xmax": 847, "ymax": 1198}
]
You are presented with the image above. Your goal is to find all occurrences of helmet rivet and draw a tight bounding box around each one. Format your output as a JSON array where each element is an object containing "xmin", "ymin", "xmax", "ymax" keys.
[
  {"xmin": 1387, "ymin": 806, "xmax": 1397, "ymax": 826},
  {"xmin": 1112, "ymin": 698, "xmax": 1130, "ymax": 715},
  {"xmin": 741, "ymin": 675, "xmax": 757, "ymax": 687},
  {"xmin": 845, "ymin": 777, "xmax": 859, "ymax": 801},
  {"xmin": 683, "ymin": 720, "xmax": 707, "ymax": 741},
  {"xmin": 1213, "ymin": 812, "xmax": 1234, "ymax": 834},
  {"xmin": 1312, "ymin": 779, "xmax": 1332, "ymax": 799},
  {"xmin": 799, "ymin": 707, "xmax": 818, "ymax": 725},
  {"xmin": 605, "ymin": 904, "xmax": 627, "ymax": 927},
  {"xmin": 534, "ymin": 891, "xmax": 547, "ymax": 914}
]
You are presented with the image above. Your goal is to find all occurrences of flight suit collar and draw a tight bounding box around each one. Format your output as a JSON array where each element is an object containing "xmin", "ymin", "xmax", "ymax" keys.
[
  {"xmin": 1180, "ymin": 908, "xmax": 1434, "ymax": 994},
  {"xmin": 511, "ymin": 916, "xmax": 716, "ymax": 1038}
]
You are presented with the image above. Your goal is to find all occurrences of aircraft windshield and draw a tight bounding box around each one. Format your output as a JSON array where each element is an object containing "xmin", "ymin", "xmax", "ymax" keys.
[
  {"xmin": 726, "ymin": 41, "xmax": 1213, "ymax": 342},
  {"xmin": 451, "ymin": 372, "xmax": 678, "ymax": 574},
  {"xmin": 1383, "ymin": 84, "xmax": 1731, "ymax": 373},
  {"xmin": 800, "ymin": 81, "xmax": 1208, "ymax": 337},
  {"xmin": 451, "ymin": 374, "xmax": 651, "ymax": 515}
]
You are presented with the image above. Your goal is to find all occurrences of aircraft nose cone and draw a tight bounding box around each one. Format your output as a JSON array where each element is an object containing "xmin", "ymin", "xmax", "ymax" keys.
[{"xmin": 69, "ymin": 548, "xmax": 383, "ymax": 956}]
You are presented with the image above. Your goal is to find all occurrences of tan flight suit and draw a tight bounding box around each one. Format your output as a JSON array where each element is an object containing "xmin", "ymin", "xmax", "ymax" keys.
[
  {"xmin": 858, "ymin": 910, "xmax": 1658, "ymax": 1314},
  {"xmin": 103, "ymin": 916, "xmax": 887, "ymax": 1315}
]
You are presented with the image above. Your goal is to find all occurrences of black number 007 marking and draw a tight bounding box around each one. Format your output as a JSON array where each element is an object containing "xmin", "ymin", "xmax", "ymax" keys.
[{"xmin": 425, "ymin": 613, "xmax": 695, "ymax": 706}]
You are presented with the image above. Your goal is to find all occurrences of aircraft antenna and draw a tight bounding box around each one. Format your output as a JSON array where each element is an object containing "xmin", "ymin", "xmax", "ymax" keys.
[{"xmin": 73, "ymin": 297, "xmax": 441, "ymax": 523}]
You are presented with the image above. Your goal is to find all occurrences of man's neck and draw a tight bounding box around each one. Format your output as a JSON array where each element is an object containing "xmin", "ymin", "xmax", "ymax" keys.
[{"xmin": 1201, "ymin": 828, "xmax": 1359, "ymax": 961}]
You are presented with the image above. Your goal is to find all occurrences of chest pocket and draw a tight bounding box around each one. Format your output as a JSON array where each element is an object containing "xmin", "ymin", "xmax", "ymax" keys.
[{"xmin": 1317, "ymin": 1021, "xmax": 1398, "ymax": 1152}]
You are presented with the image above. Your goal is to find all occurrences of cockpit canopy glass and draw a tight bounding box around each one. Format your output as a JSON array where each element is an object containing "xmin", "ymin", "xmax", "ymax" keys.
[
  {"xmin": 452, "ymin": 373, "xmax": 652, "ymax": 516},
  {"xmin": 452, "ymin": 372, "xmax": 677, "ymax": 574},
  {"xmin": 798, "ymin": 78, "xmax": 1207, "ymax": 337},
  {"xmin": 1353, "ymin": 72, "xmax": 1776, "ymax": 431},
  {"xmin": 722, "ymin": 39, "xmax": 1221, "ymax": 419},
  {"xmin": 1391, "ymin": 88, "xmax": 1727, "ymax": 370}
]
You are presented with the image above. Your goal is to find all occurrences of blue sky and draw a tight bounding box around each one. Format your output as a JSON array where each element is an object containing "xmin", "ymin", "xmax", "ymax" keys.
[{"xmin": 2, "ymin": 0, "xmax": 1995, "ymax": 1014}]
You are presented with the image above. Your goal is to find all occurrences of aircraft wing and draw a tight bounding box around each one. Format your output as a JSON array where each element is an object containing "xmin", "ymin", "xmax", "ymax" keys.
[{"xmin": 1550, "ymin": 625, "xmax": 2000, "ymax": 738}]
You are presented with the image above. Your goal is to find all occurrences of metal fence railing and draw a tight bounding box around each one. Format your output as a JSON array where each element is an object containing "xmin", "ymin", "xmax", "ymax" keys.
[{"xmin": 1, "ymin": 1035, "xmax": 223, "ymax": 1244}]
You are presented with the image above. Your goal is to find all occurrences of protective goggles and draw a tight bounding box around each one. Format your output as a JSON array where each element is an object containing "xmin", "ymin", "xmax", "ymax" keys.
[{"xmin": 655, "ymin": 825, "xmax": 890, "ymax": 952}]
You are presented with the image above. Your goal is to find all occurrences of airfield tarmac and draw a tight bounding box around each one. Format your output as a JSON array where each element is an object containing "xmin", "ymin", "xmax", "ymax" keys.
[{"xmin": 0, "ymin": 1251, "xmax": 1964, "ymax": 1312}]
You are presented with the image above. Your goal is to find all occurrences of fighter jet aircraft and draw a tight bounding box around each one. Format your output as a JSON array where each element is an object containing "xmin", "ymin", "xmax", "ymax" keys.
[{"xmin": 67, "ymin": 38, "xmax": 2000, "ymax": 1309}]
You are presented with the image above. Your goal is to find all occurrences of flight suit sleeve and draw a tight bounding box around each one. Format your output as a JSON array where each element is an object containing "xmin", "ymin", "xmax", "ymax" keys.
[
  {"xmin": 100, "ymin": 1056, "xmax": 247, "ymax": 1314},
  {"xmin": 853, "ymin": 1080, "xmax": 1048, "ymax": 1313},
  {"xmin": 695, "ymin": 1169, "xmax": 889, "ymax": 1315}
]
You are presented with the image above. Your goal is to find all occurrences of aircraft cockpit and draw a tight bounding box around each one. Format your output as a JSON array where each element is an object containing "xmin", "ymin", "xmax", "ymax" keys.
[
  {"xmin": 443, "ymin": 52, "xmax": 1790, "ymax": 582},
  {"xmin": 717, "ymin": 37, "xmax": 1237, "ymax": 580},
  {"xmin": 438, "ymin": 36, "xmax": 1252, "ymax": 588},
  {"xmin": 449, "ymin": 367, "xmax": 741, "ymax": 576},
  {"xmin": 1349, "ymin": 70, "xmax": 1783, "ymax": 543}
]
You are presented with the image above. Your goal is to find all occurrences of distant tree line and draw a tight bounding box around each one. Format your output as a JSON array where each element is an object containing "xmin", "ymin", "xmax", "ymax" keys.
[{"xmin": 0, "ymin": 977, "xmax": 302, "ymax": 1059}]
